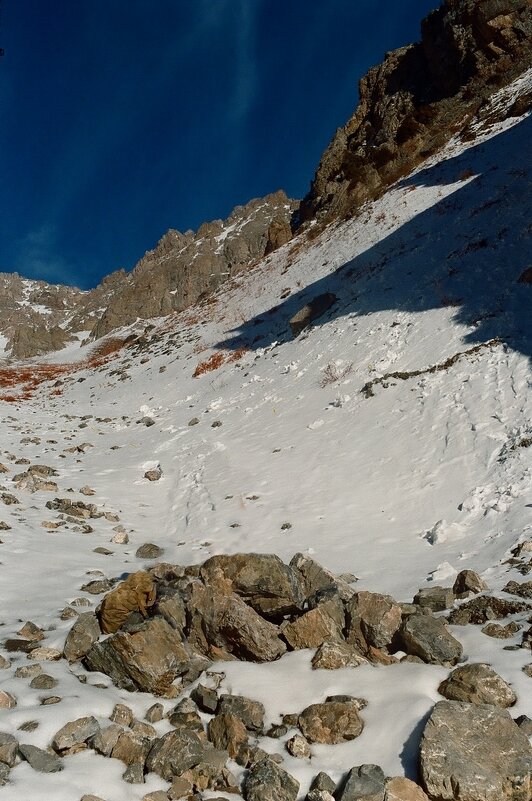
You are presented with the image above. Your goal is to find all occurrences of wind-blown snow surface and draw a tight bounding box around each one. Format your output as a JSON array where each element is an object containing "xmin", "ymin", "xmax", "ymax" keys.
[{"xmin": 0, "ymin": 73, "xmax": 531, "ymax": 800}]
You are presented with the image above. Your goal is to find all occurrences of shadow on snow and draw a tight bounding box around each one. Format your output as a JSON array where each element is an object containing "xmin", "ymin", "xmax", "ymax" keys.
[{"xmin": 218, "ymin": 116, "xmax": 531, "ymax": 362}]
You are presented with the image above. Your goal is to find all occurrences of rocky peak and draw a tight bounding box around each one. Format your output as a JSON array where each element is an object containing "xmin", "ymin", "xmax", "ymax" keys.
[
  {"xmin": 89, "ymin": 190, "xmax": 296, "ymax": 340},
  {"xmin": 299, "ymin": 0, "xmax": 531, "ymax": 224}
]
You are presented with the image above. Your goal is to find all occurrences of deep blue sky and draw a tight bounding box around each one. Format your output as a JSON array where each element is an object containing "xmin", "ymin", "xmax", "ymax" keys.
[{"xmin": 1, "ymin": 0, "xmax": 437, "ymax": 289}]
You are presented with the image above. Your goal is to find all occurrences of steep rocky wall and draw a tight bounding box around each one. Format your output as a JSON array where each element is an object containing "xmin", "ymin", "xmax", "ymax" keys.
[
  {"xmin": 90, "ymin": 191, "xmax": 296, "ymax": 340},
  {"xmin": 299, "ymin": 0, "xmax": 532, "ymax": 224}
]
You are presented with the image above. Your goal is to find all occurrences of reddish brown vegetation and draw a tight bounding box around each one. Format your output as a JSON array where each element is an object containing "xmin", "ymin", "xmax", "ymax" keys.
[
  {"xmin": 193, "ymin": 347, "xmax": 248, "ymax": 378},
  {"xmin": 0, "ymin": 336, "xmax": 127, "ymax": 403}
]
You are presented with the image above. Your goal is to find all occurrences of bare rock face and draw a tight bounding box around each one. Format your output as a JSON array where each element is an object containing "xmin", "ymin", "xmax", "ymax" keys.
[
  {"xmin": 83, "ymin": 617, "xmax": 191, "ymax": 694},
  {"xmin": 90, "ymin": 191, "xmax": 297, "ymax": 341},
  {"xmin": 419, "ymin": 700, "xmax": 532, "ymax": 801},
  {"xmin": 299, "ymin": 0, "xmax": 532, "ymax": 225},
  {"xmin": 438, "ymin": 662, "xmax": 517, "ymax": 707}
]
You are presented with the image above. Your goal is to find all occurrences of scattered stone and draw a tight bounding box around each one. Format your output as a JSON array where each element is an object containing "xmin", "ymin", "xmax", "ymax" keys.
[
  {"xmin": 0, "ymin": 733, "xmax": 18, "ymax": 768},
  {"xmin": 336, "ymin": 764, "xmax": 386, "ymax": 801},
  {"xmin": 449, "ymin": 595, "xmax": 530, "ymax": 625},
  {"xmin": 18, "ymin": 621, "xmax": 44, "ymax": 641},
  {"xmin": 30, "ymin": 674, "xmax": 58, "ymax": 690},
  {"xmin": 482, "ymin": 621, "xmax": 521, "ymax": 639},
  {"xmin": 18, "ymin": 743, "xmax": 62, "ymax": 773},
  {"xmin": 110, "ymin": 703, "xmax": 134, "ymax": 727},
  {"xmin": 90, "ymin": 723, "xmax": 122, "ymax": 757},
  {"xmin": 1, "ymin": 493, "xmax": 19, "ymax": 505},
  {"xmin": 111, "ymin": 728, "xmax": 151, "ymax": 766},
  {"xmin": 112, "ymin": 530, "xmax": 129, "ymax": 544},
  {"xmin": 145, "ymin": 729, "xmax": 207, "ymax": 780},
  {"xmin": 399, "ymin": 614, "xmax": 463, "ymax": 665},
  {"xmin": 207, "ymin": 713, "xmax": 248, "ymax": 757},
  {"xmin": 64, "ymin": 612, "xmax": 100, "ymax": 662},
  {"xmin": 144, "ymin": 467, "xmax": 162, "ymax": 482},
  {"xmin": 0, "ymin": 655, "xmax": 10, "ymax": 669},
  {"xmin": 299, "ymin": 700, "xmax": 364, "ymax": 744},
  {"xmin": 0, "ymin": 692, "xmax": 16, "ymax": 709},
  {"xmin": 420, "ymin": 700, "xmax": 532, "ymax": 801},
  {"xmin": 123, "ymin": 762, "xmax": 144, "ymax": 783},
  {"xmin": 190, "ymin": 683, "xmax": 219, "ymax": 714},
  {"xmin": 311, "ymin": 640, "xmax": 368, "ymax": 670},
  {"xmin": 503, "ymin": 580, "xmax": 532, "ymax": 600},
  {"xmin": 0, "ymin": 521, "xmax": 11, "ymax": 531},
  {"xmin": 138, "ymin": 417, "xmax": 155, "ymax": 427},
  {"xmin": 18, "ymin": 721, "xmax": 38, "ymax": 732},
  {"xmin": 52, "ymin": 717, "xmax": 100, "ymax": 752},
  {"xmin": 286, "ymin": 734, "xmax": 310, "ymax": 758},
  {"xmin": 40, "ymin": 695, "xmax": 62, "ymax": 705},
  {"xmin": 291, "ymin": 552, "xmax": 355, "ymax": 601},
  {"xmin": 217, "ymin": 694, "xmax": 265, "ymax": 733},
  {"xmin": 438, "ymin": 662, "xmax": 517, "ymax": 707},
  {"xmin": 188, "ymin": 418, "xmax": 200, "ymax": 426},
  {"xmin": 309, "ymin": 773, "xmax": 337, "ymax": 795},
  {"xmin": 79, "ymin": 486, "xmax": 96, "ymax": 496},
  {"xmin": 15, "ymin": 664, "xmax": 42, "ymax": 678},
  {"xmin": 453, "ymin": 569, "xmax": 487, "ymax": 596},
  {"xmin": 522, "ymin": 664, "xmax": 532, "ymax": 678},
  {"xmin": 145, "ymin": 703, "xmax": 164, "ymax": 723},
  {"xmin": 136, "ymin": 542, "xmax": 164, "ymax": 559},
  {"xmin": 80, "ymin": 578, "xmax": 112, "ymax": 595},
  {"xmin": 413, "ymin": 586, "xmax": 454, "ymax": 612},
  {"xmin": 243, "ymin": 758, "xmax": 299, "ymax": 801}
]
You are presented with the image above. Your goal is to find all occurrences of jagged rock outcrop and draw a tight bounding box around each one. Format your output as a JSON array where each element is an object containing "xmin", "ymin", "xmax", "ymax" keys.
[
  {"xmin": 90, "ymin": 191, "xmax": 297, "ymax": 340},
  {"xmin": 0, "ymin": 192, "xmax": 296, "ymax": 358},
  {"xmin": 299, "ymin": 0, "xmax": 532, "ymax": 224}
]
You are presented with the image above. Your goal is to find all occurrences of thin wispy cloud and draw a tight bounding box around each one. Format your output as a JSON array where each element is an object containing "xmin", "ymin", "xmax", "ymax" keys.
[
  {"xmin": 13, "ymin": 225, "xmax": 75, "ymax": 287},
  {"xmin": 230, "ymin": 0, "xmax": 261, "ymax": 124}
]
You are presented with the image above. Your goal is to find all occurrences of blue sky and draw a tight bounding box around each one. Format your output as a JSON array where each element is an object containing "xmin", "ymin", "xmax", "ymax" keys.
[{"xmin": 1, "ymin": 0, "xmax": 437, "ymax": 289}]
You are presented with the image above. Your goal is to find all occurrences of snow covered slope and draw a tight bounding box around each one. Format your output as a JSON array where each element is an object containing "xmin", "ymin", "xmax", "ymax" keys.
[{"xmin": 0, "ymin": 72, "xmax": 530, "ymax": 801}]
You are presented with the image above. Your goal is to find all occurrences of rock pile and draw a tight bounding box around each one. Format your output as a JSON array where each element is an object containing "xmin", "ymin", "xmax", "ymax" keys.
[{"xmin": 1, "ymin": 553, "xmax": 531, "ymax": 800}]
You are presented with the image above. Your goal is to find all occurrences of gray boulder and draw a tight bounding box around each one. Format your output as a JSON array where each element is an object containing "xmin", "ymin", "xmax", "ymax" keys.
[
  {"xmin": 18, "ymin": 744, "xmax": 62, "ymax": 773},
  {"xmin": 438, "ymin": 663, "xmax": 517, "ymax": 708},
  {"xmin": 399, "ymin": 614, "xmax": 462, "ymax": 665},
  {"xmin": 299, "ymin": 700, "xmax": 364, "ymax": 744},
  {"xmin": 243, "ymin": 758, "xmax": 299, "ymax": 801},
  {"xmin": 336, "ymin": 764, "xmax": 385, "ymax": 801},
  {"xmin": 289, "ymin": 293, "xmax": 337, "ymax": 337},
  {"xmin": 420, "ymin": 700, "xmax": 532, "ymax": 800},
  {"xmin": 145, "ymin": 729, "xmax": 207, "ymax": 781},
  {"xmin": 63, "ymin": 612, "xmax": 100, "ymax": 662}
]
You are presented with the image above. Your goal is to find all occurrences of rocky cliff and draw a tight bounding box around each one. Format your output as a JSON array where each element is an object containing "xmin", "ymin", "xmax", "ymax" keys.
[
  {"xmin": 299, "ymin": 0, "xmax": 532, "ymax": 224},
  {"xmin": 0, "ymin": 191, "xmax": 295, "ymax": 358}
]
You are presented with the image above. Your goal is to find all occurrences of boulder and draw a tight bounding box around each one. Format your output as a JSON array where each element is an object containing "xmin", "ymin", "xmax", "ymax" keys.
[
  {"xmin": 145, "ymin": 729, "xmax": 207, "ymax": 781},
  {"xmin": 438, "ymin": 663, "xmax": 517, "ymax": 708},
  {"xmin": 52, "ymin": 717, "xmax": 100, "ymax": 752},
  {"xmin": 283, "ymin": 604, "xmax": 343, "ymax": 650},
  {"xmin": 63, "ymin": 612, "xmax": 100, "ymax": 662},
  {"xmin": 399, "ymin": 614, "xmax": 462, "ymax": 665},
  {"xmin": 384, "ymin": 777, "xmax": 429, "ymax": 800},
  {"xmin": 18, "ymin": 744, "xmax": 62, "ymax": 773},
  {"xmin": 83, "ymin": 617, "xmax": 191, "ymax": 694},
  {"xmin": 311, "ymin": 639, "xmax": 368, "ymax": 670},
  {"xmin": 207, "ymin": 713, "xmax": 248, "ymax": 758},
  {"xmin": 299, "ymin": 700, "xmax": 364, "ymax": 744},
  {"xmin": 289, "ymin": 293, "xmax": 337, "ymax": 337},
  {"xmin": 336, "ymin": 764, "xmax": 385, "ymax": 801},
  {"xmin": 449, "ymin": 595, "xmax": 530, "ymax": 625},
  {"xmin": 217, "ymin": 694, "xmax": 265, "ymax": 733},
  {"xmin": 420, "ymin": 700, "xmax": 532, "ymax": 800},
  {"xmin": 243, "ymin": 758, "xmax": 299, "ymax": 801},
  {"xmin": 413, "ymin": 587, "xmax": 454, "ymax": 612},
  {"xmin": 200, "ymin": 553, "xmax": 304, "ymax": 619},
  {"xmin": 291, "ymin": 553, "xmax": 357, "ymax": 601},
  {"xmin": 452, "ymin": 570, "xmax": 487, "ymax": 596},
  {"xmin": 346, "ymin": 591, "xmax": 402, "ymax": 651}
]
